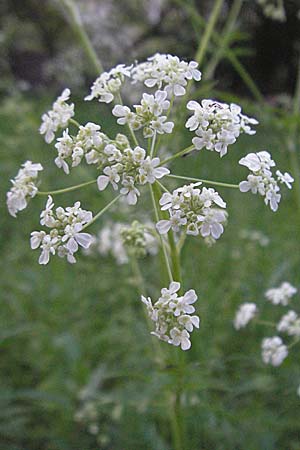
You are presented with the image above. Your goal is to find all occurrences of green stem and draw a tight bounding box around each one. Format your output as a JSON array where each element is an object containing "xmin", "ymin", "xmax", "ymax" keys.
[
  {"xmin": 204, "ymin": 0, "xmax": 243, "ymax": 80},
  {"xmin": 167, "ymin": 174, "xmax": 239, "ymax": 189},
  {"xmin": 255, "ymin": 319, "xmax": 276, "ymax": 327},
  {"xmin": 156, "ymin": 180, "xmax": 170, "ymax": 194},
  {"xmin": 159, "ymin": 145, "xmax": 195, "ymax": 166},
  {"xmin": 150, "ymin": 132, "xmax": 157, "ymax": 158},
  {"xmin": 37, "ymin": 179, "xmax": 97, "ymax": 196},
  {"xmin": 288, "ymin": 337, "xmax": 300, "ymax": 350},
  {"xmin": 82, "ymin": 194, "xmax": 122, "ymax": 230},
  {"xmin": 149, "ymin": 185, "xmax": 173, "ymax": 283},
  {"xmin": 69, "ymin": 118, "xmax": 81, "ymax": 128},
  {"xmin": 60, "ymin": 0, "xmax": 103, "ymax": 75}
]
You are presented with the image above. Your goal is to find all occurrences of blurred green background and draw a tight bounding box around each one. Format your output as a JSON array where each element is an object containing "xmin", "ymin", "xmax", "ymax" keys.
[{"xmin": 1, "ymin": 1, "xmax": 300, "ymax": 449}]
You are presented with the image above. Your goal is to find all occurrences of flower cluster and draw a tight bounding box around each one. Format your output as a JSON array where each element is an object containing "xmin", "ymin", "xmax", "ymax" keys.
[
  {"xmin": 261, "ymin": 336, "xmax": 288, "ymax": 366},
  {"xmin": 256, "ymin": 0, "xmax": 286, "ymax": 22},
  {"xmin": 97, "ymin": 145, "xmax": 169, "ymax": 205},
  {"xmin": 185, "ymin": 100, "xmax": 258, "ymax": 157},
  {"xmin": 132, "ymin": 53, "xmax": 201, "ymax": 97},
  {"xmin": 239, "ymin": 151, "xmax": 294, "ymax": 211},
  {"xmin": 141, "ymin": 282, "xmax": 200, "ymax": 350},
  {"xmin": 112, "ymin": 90, "xmax": 174, "ymax": 138},
  {"xmin": 85, "ymin": 64, "xmax": 132, "ymax": 103},
  {"xmin": 156, "ymin": 183, "xmax": 227, "ymax": 241},
  {"xmin": 265, "ymin": 282, "xmax": 297, "ymax": 305},
  {"xmin": 54, "ymin": 122, "xmax": 111, "ymax": 174},
  {"xmin": 85, "ymin": 220, "xmax": 158, "ymax": 264},
  {"xmin": 7, "ymin": 161, "xmax": 43, "ymax": 217},
  {"xmin": 233, "ymin": 303, "xmax": 257, "ymax": 330},
  {"xmin": 40, "ymin": 88, "xmax": 74, "ymax": 143},
  {"xmin": 30, "ymin": 196, "xmax": 93, "ymax": 265},
  {"xmin": 277, "ymin": 310, "xmax": 300, "ymax": 337}
]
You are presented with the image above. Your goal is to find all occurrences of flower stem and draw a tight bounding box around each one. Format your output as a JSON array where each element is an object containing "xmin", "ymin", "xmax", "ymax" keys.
[
  {"xmin": 69, "ymin": 118, "xmax": 81, "ymax": 128},
  {"xmin": 159, "ymin": 145, "xmax": 195, "ymax": 166},
  {"xmin": 167, "ymin": 174, "xmax": 239, "ymax": 189},
  {"xmin": 82, "ymin": 194, "xmax": 122, "ymax": 230},
  {"xmin": 255, "ymin": 319, "xmax": 276, "ymax": 327},
  {"xmin": 37, "ymin": 179, "xmax": 97, "ymax": 196},
  {"xmin": 149, "ymin": 185, "xmax": 173, "ymax": 283},
  {"xmin": 150, "ymin": 132, "xmax": 157, "ymax": 158},
  {"xmin": 59, "ymin": 0, "xmax": 103, "ymax": 75},
  {"xmin": 288, "ymin": 337, "xmax": 300, "ymax": 349}
]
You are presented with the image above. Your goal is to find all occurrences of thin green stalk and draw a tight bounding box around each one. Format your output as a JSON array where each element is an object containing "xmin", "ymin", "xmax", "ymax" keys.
[
  {"xmin": 167, "ymin": 174, "xmax": 239, "ymax": 189},
  {"xmin": 255, "ymin": 319, "xmax": 276, "ymax": 327},
  {"xmin": 69, "ymin": 118, "xmax": 81, "ymax": 128},
  {"xmin": 60, "ymin": 0, "xmax": 103, "ymax": 75},
  {"xmin": 288, "ymin": 337, "xmax": 300, "ymax": 350},
  {"xmin": 156, "ymin": 180, "xmax": 170, "ymax": 194},
  {"xmin": 82, "ymin": 194, "xmax": 122, "ymax": 230},
  {"xmin": 159, "ymin": 145, "xmax": 195, "ymax": 166},
  {"xmin": 37, "ymin": 179, "xmax": 97, "ymax": 196},
  {"xmin": 150, "ymin": 132, "xmax": 157, "ymax": 158},
  {"xmin": 204, "ymin": 0, "xmax": 243, "ymax": 80},
  {"xmin": 149, "ymin": 185, "xmax": 173, "ymax": 283}
]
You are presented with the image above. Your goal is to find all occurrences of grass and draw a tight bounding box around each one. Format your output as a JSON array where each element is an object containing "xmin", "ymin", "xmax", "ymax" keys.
[{"xmin": 1, "ymin": 90, "xmax": 300, "ymax": 450}]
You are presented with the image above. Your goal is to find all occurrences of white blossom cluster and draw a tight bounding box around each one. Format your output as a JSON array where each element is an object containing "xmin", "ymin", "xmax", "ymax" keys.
[
  {"xmin": 53, "ymin": 122, "xmax": 111, "ymax": 174},
  {"xmin": 40, "ymin": 88, "xmax": 74, "ymax": 143},
  {"xmin": 239, "ymin": 151, "xmax": 294, "ymax": 211},
  {"xmin": 277, "ymin": 310, "xmax": 300, "ymax": 337},
  {"xmin": 30, "ymin": 196, "xmax": 93, "ymax": 265},
  {"xmin": 7, "ymin": 161, "xmax": 43, "ymax": 217},
  {"xmin": 131, "ymin": 53, "xmax": 201, "ymax": 97},
  {"xmin": 256, "ymin": 0, "xmax": 286, "ymax": 22},
  {"xmin": 156, "ymin": 183, "xmax": 227, "ymax": 241},
  {"xmin": 265, "ymin": 282, "xmax": 297, "ymax": 305},
  {"xmin": 185, "ymin": 100, "xmax": 258, "ymax": 157},
  {"xmin": 85, "ymin": 64, "xmax": 132, "ymax": 103},
  {"xmin": 261, "ymin": 336, "xmax": 288, "ymax": 366},
  {"xmin": 97, "ymin": 144, "xmax": 169, "ymax": 205},
  {"xmin": 112, "ymin": 90, "xmax": 174, "ymax": 138},
  {"xmin": 85, "ymin": 220, "xmax": 158, "ymax": 264},
  {"xmin": 233, "ymin": 303, "xmax": 257, "ymax": 330},
  {"xmin": 141, "ymin": 281, "xmax": 200, "ymax": 350}
]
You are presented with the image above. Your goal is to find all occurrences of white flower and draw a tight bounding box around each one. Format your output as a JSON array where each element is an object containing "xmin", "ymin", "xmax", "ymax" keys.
[
  {"xmin": 85, "ymin": 64, "xmax": 132, "ymax": 103},
  {"xmin": 277, "ymin": 310, "xmax": 300, "ymax": 337},
  {"xmin": 156, "ymin": 183, "xmax": 227, "ymax": 241},
  {"xmin": 261, "ymin": 336, "xmax": 288, "ymax": 366},
  {"xmin": 265, "ymin": 282, "xmax": 297, "ymax": 306},
  {"xmin": 239, "ymin": 151, "xmax": 292, "ymax": 212},
  {"xmin": 141, "ymin": 282, "xmax": 200, "ymax": 350},
  {"xmin": 7, "ymin": 161, "xmax": 43, "ymax": 217},
  {"xmin": 120, "ymin": 176, "xmax": 140, "ymax": 205},
  {"xmin": 186, "ymin": 100, "xmax": 257, "ymax": 157},
  {"xmin": 31, "ymin": 197, "xmax": 93, "ymax": 265},
  {"xmin": 234, "ymin": 303, "xmax": 257, "ymax": 329},
  {"xmin": 139, "ymin": 157, "xmax": 170, "ymax": 184},
  {"xmin": 97, "ymin": 166, "xmax": 120, "ymax": 191},
  {"xmin": 40, "ymin": 89, "xmax": 74, "ymax": 143},
  {"xmin": 132, "ymin": 54, "xmax": 201, "ymax": 97}
]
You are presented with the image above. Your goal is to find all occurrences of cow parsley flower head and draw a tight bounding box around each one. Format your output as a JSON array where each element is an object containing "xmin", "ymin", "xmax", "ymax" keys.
[
  {"xmin": 141, "ymin": 281, "xmax": 200, "ymax": 350},
  {"xmin": 30, "ymin": 196, "xmax": 93, "ymax": 265},
  {"xmin": 265, "ymin": 282, "xmax": 297, "ymax": 305},
  {"xmin": 85, "ymin": 64, "xmax": 132, "ymax": 103},
  {"xmin": 277, "ymin": 310, "xmax": 300, "ymax": 337},
  {"xmin": 40, "ymin": 89, "xmax": 74, "ymax": 143},
  {"xmin": 7, "ymin": 161, "xmax": 43, "ymax": 217},
  {"xmin": 261, "ymin": 336, "xmax": 288, "ymax": 366},
  {"xmin": 185, "ymin": 100, "xmax": 258, "ymax": 157},
  {"xmin": 156, "ymin": 183, "xmax": 227, "ymax": 241},
  {"xmin": 132, "ymin": 53, "xmax": 201, "ymax": 97},
  {"xmin": 234, "ymin": 303, "xmax": 257, "ymax": 330},
  {"xmin": 113, "ymin": 90, "xmax": 174, "ymax": 138},
  {"xmin": 239, "ymin": 151, "xmax": 293, "ymax": 211}
]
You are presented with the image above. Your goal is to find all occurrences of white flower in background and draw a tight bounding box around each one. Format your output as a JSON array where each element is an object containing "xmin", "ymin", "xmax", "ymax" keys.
[
  {"xmin": 156, "ymin": 183, "xmax": 227, "ymax": 242},
  {"xmin": 84, "ymin": 220, "xmax": 158, "ymax": 264},
  {"xmin": 85, "ymin": 64, "xmax": 132, "ymax": 103},
  {"xmin": 256, "ymin": 0, "xmax": 286, "ymax": 22},
  {"xmin": 131, "ymin": 53, "xmax": 201, "ymax": 97},
  {"xmin": 239, "ymin": 151, "xmax": 294, "ymax": 211},
  {"xmin": 261, "ymin": 336, "xmax": 288, "ymax": 366},
  {"xmin": 185, "ymin": 100, "xmax": 258, "ymax": 157},
  {"xmin": 7, "ymin": 161, "xmax": 43, "ymax": 217},
  {"xmin": 40, "ymin": 88, "xmax": 74, "ymax": 143},
  {"xmin": 265, "ymin": 282, "xmax": 297, "ymax": 306},
  {"xmin": 277, "ymin": 310, "xmax": 300, "ymax": 337},
  {"xmin": 113, "ymin": 90, "xmax": 174, "ymax": 138},
  {"xmin": 30, "ymin": 196, "xmax": 93, "ymax": 265},
  {"xmin": 141, "ymin": 281, "xmax": 200, "ymax": 350},
  {"xmin": 234, "ymin": 303, "xmax": 257, "ymax": 330},
  {"xmin": 239, "ymin": 229, "xmax": 270, "ymax": 247}
]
